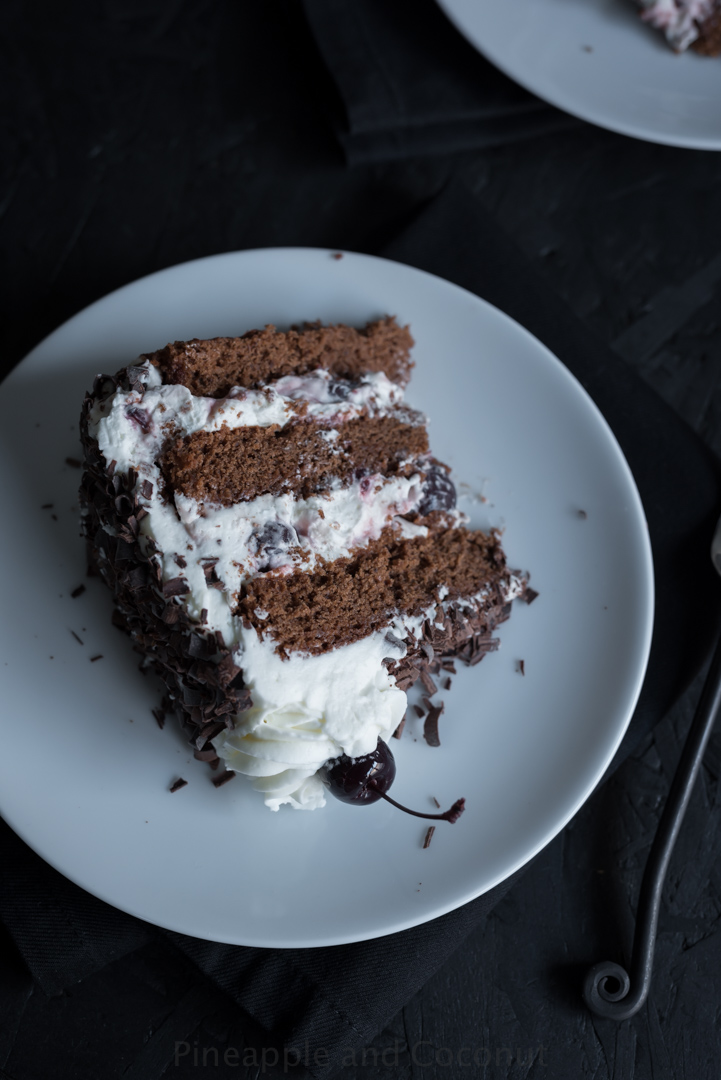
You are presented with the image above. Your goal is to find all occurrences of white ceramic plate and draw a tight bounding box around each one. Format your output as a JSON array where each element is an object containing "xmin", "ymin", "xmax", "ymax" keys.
[
  {"xmin": 438, "ymin": 0, "xmax": 721, "ymax": 150},
  {"xmin": 0, "ymin": 249, "xmax": 653, "ymax": 947}
]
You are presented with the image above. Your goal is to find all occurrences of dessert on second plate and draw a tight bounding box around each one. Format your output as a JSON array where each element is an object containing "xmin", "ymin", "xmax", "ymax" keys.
[
  {"xmin": 637, "ymin": 0, "xmax": 721, "ymax": 54},
  {"xmin": 79, "ymin": 316, "xmax": 532, "ymax": 812}
]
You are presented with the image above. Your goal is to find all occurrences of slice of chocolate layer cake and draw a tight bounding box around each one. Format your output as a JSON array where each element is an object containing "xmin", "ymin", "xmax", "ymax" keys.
[
  {"xmin": 636, "ymin": 0, "xmax": 721, "ymax": 54},
  {"xmin": 80, "ymin": 316, "xmax": 532, "ymax": 811}
]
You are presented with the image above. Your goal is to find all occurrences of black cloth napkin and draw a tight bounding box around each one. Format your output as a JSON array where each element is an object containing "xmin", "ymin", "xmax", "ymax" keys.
[
  {"xmin": 301, "ymin": 0, "xmax": 579, "ymax": 164},
  {"xmin": 2, "ymin": 181, "xmax": 721, "ymax": 1079}
]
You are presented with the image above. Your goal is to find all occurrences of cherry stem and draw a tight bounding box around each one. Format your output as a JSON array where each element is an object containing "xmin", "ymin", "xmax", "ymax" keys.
[{"xmin": 370, "ymin": 784, "xmax": 466, "ymax": 823}]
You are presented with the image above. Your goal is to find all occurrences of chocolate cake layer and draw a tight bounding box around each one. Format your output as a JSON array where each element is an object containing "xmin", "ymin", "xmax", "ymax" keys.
[
  {"xmin": 146, "ymin": 316, "xmax": 414, "ymax": 398},
  {"xmin": 162, "ymin": 413, "xmax": 429, "ymax": 505},
  {"xmin": 237, "ymin": 527, "xmax": 509, "ymax": 656}
]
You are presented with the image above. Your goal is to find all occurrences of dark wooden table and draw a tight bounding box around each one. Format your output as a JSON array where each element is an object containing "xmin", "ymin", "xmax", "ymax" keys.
[{"xmin": 4, "ymin": 3, "xmax": 721, "ymax": 1077}]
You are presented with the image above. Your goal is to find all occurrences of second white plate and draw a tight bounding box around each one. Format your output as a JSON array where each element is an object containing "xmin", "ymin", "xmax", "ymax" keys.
[{"xmin": 438, "ymin": 0, "xmax": 721, "ymax": 150}]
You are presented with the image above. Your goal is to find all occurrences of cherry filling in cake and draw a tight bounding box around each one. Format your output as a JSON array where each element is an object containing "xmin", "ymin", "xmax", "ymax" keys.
[{"xmin": 80, "ymin": 317, "xmax": 533, "ymax": 812}]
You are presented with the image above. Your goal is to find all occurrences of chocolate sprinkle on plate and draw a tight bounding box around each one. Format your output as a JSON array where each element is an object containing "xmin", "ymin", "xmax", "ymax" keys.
[
  {"xmin": 70, "ymin": 584, "xmax": 86, "ymax": 598},
  {"xmin": 331, "ymin": 252, "xmax": 343, "ymax": 260},
  {"xmin": 517, "ymin": 659, "xmax": 525, "ymax": 675},
  {"xmin": 423, "ymin": 826, "xmax": 436, "ymax": 849},
  {"xmin": 65, "ymin": 457, "xmax": 82, "ymax": 468},
  {"xmin": 41, "ymin": 503, "xmax": 53, "ymax": 510},
  {"xmin": 524, "ymin": 587, "xmax": 539, "ymax": 605},
  {"xmin": 152, "ymin": 708, "xmax": 166, "ymax": 730},
  {"xmin": 420, "ymin": 669, "xmax": 437, "ymax": 696},
  {"xmin": 393, "ymin": 714, "xmax": 406, "ymax": 739},
  {"xmin": 90, "ymin": 654, "xmax": 103, "ymax": 662},
  {"xmin": 169, "ymin": 778, "xmax": 188, "ymax": 793},
  {"xmin": 212, "ymin": 770, "xmax": 236, "ymax": 788},
  {"xmin": 70, "ymin": 630, "xmax": 83, "ymax": 645},
  {"xmin": 577, "ymin": 508, "xmax": 588, "ymax": 519},
  {"xmin": 423, "ymin": 701, "xmax": 444, "ymax": 747}
]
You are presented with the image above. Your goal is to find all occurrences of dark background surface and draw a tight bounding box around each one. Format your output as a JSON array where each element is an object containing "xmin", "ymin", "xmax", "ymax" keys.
[{"xmin": 3, "ymin": 2, "xmax": 721, "ymax": 1077}]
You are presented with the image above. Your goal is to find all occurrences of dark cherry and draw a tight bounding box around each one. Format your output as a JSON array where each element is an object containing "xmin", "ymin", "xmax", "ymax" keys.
[
  {"xmin": 417, "ymin": 464, "xmax": 456, "ymax": 516},
  {"xmin": 323, "ymin": 739, "xmax": 396, "ymax": 805},
  {"xmin": 250, "ymin": 521, "xmax": 297, "ymax": 571},
  {"xmin": 323, "ymin": 739, "xmax": 466, "ymax": 823}
]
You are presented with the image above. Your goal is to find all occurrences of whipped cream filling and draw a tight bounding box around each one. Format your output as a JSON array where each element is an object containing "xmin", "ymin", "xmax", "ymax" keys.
[
  {"xmin": 89, "ymin": 361, "xmax": 405, "ymax": 475},
  {"xmin": 637, "ymin": 0, "xmax": 714, "ymax": 50}
]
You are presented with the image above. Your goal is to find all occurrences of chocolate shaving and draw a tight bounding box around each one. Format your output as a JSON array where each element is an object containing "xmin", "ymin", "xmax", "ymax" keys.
[
  {"xmin": 152, "ymin": 707, "xmax": 166, "ymax": 730},
  {"xmin": 420, "ymin": 669, "xmax": 437, "ymax": 697},
  {"xmin": 195, "ymin": 721, "xmax": 226, "ymax": 749},
  {"xmin": 423, "ymin": 826, "xmax": 435, "ymax": 849},
  {"xmin": 443, "ymin": 677, "xmax": 452, "ymax": 690},
  {"xmin": 169, "ymin": 778, "xmax": 188, "ymax": 793},
  {"xmin": 393, "ymin": 714, "xmax": 406, "ymax": 739},
  {"xmin": 194, "ymin": 746, "xmax": 219, "ymax": 762},
  {"xmin": 41, "ymin": 503, "xmax": 53, "ymax": 509},
  {"xmin": 90, "ymin": 654, "xmax": 103, "ymax": 662},
  {"xmin": 212, "ymin": 770, "xmax": 236, "ymax": 788},
  {"xmin": 139, "ymin": 479, "xmax": 153, "ymax": 499},
  {"xmin": 413, "ymin": 704, "xmax": 425, "ymax": 719},
  {"xmin": 71, "ymin": 584, "xmax": 86, "ymax": 598},
  {"xmin": 441, "ymin": 661, "xmax": 456, "ymax": 674},
  {"xmin": 423, "ymin": 701, "xmax": 444, "ymax": 747},
  {"xmin": 432, "ymin": 796, "xmax": 441, "ymax": 808},
  {"xmin": 162, "ymin": 577, "xmax": 190, "ymax": 597},
  {"xmin": 174, "ymin": 554, "xmax": 187, "ymax": 569},
  {"xmin": 125, "ymin": 365, "xmax": 146, "ymax": 391},
  {"xmin": 524, "ymin": 588, "xmax": 539, "ymax": 605},
  {"xmin": 384, "ymin": 631, "xmax": 405, "ymax": 651},
  {"xmin": 421, "ymin": 642, "xmax": 434, "ymax": 662},
  {"xmin": 70, "ymin": 630, "xmax": 83, "ymax": 645},
  {"xmin": 517, "ymin": 659, "xmax": 525, "ymax": 675}
]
